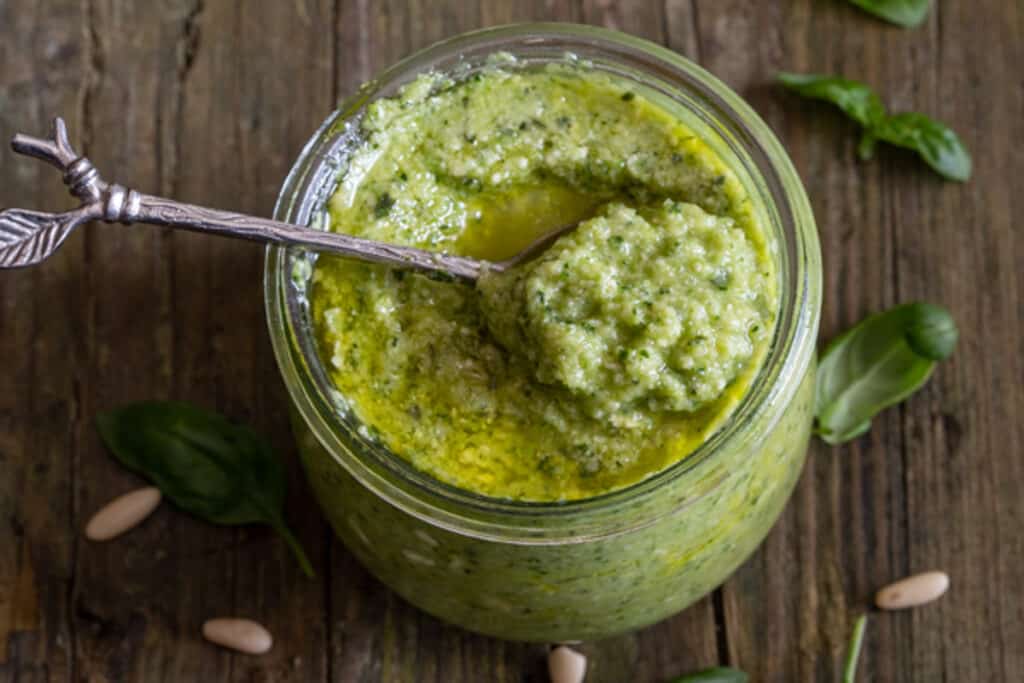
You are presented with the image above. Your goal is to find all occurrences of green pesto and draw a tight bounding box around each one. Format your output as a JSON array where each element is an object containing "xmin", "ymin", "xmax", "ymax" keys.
[
  {"xmin": 311, "ymin": 63, "xmax": 778, "ymax": 501},
  {"xmin": 479, "ymin": 200, "xmax": 773, "ymax": 423}
]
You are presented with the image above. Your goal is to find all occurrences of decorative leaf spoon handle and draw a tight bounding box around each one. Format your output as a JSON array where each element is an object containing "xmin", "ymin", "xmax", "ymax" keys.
[{"xmin": 1, "ymin": 117, "xmax": 496, "ymax": 281}]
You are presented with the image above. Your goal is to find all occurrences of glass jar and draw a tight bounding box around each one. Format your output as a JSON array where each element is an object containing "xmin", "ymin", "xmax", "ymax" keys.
[{"xmin": 264, "ymin": 23, "xmax": 821, "ymax": 642}]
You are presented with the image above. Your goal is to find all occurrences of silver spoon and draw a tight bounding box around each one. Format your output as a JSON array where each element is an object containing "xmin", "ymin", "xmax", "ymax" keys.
[{"xmin": 0, "ymin": 117, "xmax": 575, "ymax": 282}]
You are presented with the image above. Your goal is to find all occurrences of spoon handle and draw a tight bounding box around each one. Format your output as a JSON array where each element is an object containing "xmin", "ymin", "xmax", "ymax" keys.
[
  {"xmin": 128, "ymin": 192, "xmax": 483, "ymax": 280},
  {"xmin": 2, "ymin": 117, "xmax": 483, "ymax": 281}
]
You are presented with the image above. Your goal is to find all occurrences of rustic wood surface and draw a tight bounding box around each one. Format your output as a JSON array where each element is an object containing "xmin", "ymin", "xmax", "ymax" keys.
[{"xmin": 1, "ymin": 1, "xmax": 1020, "ymax": 681}]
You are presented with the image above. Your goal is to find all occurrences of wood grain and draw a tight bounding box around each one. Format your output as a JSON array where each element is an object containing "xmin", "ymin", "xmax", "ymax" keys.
[
  {"xmin": 0, "ymin": 2, "xmax": 84, "ymax": 679},
  {"xmin": 1, "ymin": 1, "xmax": 1021, "ymax": 681}
]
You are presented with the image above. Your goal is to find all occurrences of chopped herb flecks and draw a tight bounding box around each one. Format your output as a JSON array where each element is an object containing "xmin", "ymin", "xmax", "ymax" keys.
[{"xmin": 374, "ymin": 192, "xmax": 395, "ymax": 218}]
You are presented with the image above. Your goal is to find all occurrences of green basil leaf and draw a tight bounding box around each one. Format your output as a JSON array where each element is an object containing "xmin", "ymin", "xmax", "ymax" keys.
[
  {"xmin": 814, "ymin": 303, "xmax": 958, "ymax": 444},
  {"xmin": 96, "ymin": 401, "xmax": 314, "ymax": 577},
  {"xmin": 778, "ymin": 72, "xmax": 886, "ymax": 128},
  {"xmin": 779, "ymin": 72, "xmax": 971, "ymax": 181},
  {"xmin": 668, "ymin": 667, "xmax": 748, "ymax": 683},
  {"xmin": 848, "ymin": 0, "xmax": 931, "ymax": 27},
  {"xmin": 872, "ymin": 112, "xmax": 972, "ymax": 181},
  {"xmin": 843, "ymin": 615, "xmax": 869, "ymax": 683}
]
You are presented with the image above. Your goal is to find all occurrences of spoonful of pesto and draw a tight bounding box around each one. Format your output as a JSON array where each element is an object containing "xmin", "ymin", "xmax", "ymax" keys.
[
  {"xmin": 0, "ymin": 117, "xmax": 571, "ymax": 282},
  {"xmin": 478, "ymin": 200, "xmax": 773, "ymax": 420}
]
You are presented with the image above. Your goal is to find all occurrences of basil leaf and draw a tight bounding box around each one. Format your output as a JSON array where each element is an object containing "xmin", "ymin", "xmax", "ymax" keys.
[
  {"xmin": 848, "ymin": 0, "xmax": 931, "ymax": 27},
  {"xmin": 872, "ymin": 112, "xmax": 972, "ymax": 182},
  {"xmin": 777, "ymin": 73, "xmax": 886, "ymax": 128},
  {"xmin": 843, "ymin": 614, "xmax": 869, "ymax": 683},
  {"xmin": 668, "ymin": 667, "xmax": 748, "ymax": 683},
  {"xmin": 814, "ymin": 303, "xmax": 957, "ymax": 444},
  {"xmin": 778, "ymin": 72, "xmax": 971, "ymax": 181},
  {"xmin": 96, "ymin": 401, "xmax": 314, "ymax": 577}
]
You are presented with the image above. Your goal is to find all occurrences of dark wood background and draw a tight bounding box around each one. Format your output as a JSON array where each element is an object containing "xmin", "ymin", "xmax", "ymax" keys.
[{"xmin": 1, "ymin": 1, "xmax": 1020, "ymax": 681}]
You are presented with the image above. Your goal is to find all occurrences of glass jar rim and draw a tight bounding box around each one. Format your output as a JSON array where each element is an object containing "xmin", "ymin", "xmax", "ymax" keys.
[{"xmin": 264, "ymin": 22, "xmax": 821, "ymax": 544}]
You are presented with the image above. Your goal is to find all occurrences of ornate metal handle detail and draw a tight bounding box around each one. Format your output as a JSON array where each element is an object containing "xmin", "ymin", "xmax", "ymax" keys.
[{"xmin": 2, "ymin": 117, "xmax": 486, "ymax": 281}]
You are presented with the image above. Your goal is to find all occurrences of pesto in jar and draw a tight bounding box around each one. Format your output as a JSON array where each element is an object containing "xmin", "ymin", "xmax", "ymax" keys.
[
  {"xmin": 311, "ymin": 61, "xmax": 778, "ymax": 501},
  {"xmin": 479, "ymin": 200, "xmax": 773, "ymax": 422}
]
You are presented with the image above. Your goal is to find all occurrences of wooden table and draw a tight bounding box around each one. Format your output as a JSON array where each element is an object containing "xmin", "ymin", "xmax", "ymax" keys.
[{"xmin": 2, "ymin": 1, "xmax": 1020, "ymax": 681}]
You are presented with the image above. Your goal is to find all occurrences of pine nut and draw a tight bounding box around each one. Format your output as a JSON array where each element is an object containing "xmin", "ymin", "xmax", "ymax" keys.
[
  {"xmin": 875, "ymin": 570, "xmax": 950, "ymax": 610},
  {"xmin": 84, "ymin": 487, "xmax": 162, "ymax": 541},
  {"xmin": 202, "ymin": 618, "xmax": 273, "ymax": 655},
  {"xmin": 549, "ymin": 645, "xmax": 586, "ymax": 683}
]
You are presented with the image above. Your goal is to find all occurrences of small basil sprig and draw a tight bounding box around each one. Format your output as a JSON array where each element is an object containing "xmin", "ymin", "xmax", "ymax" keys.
[
  {"xmin": 814, "ymin": 303, "xmax": 958, "ymax": 444},
  {"xmin": 778, "ymin": 72, "xmax": 971, "ymax": 181},
  {"xmin": 96, "ymin": 401, "xmax": 314, "ymax": 577},
  {"xmin": 668, "ymin": 667, "xmax": 747, "ymax": 683},
  {"xmin": 843, "ymin": 615, "xmax": 868, "ymax": 683},
  {"xmin": 847, "ymin": 0, "xmax": 931, "ymax": 27}
]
